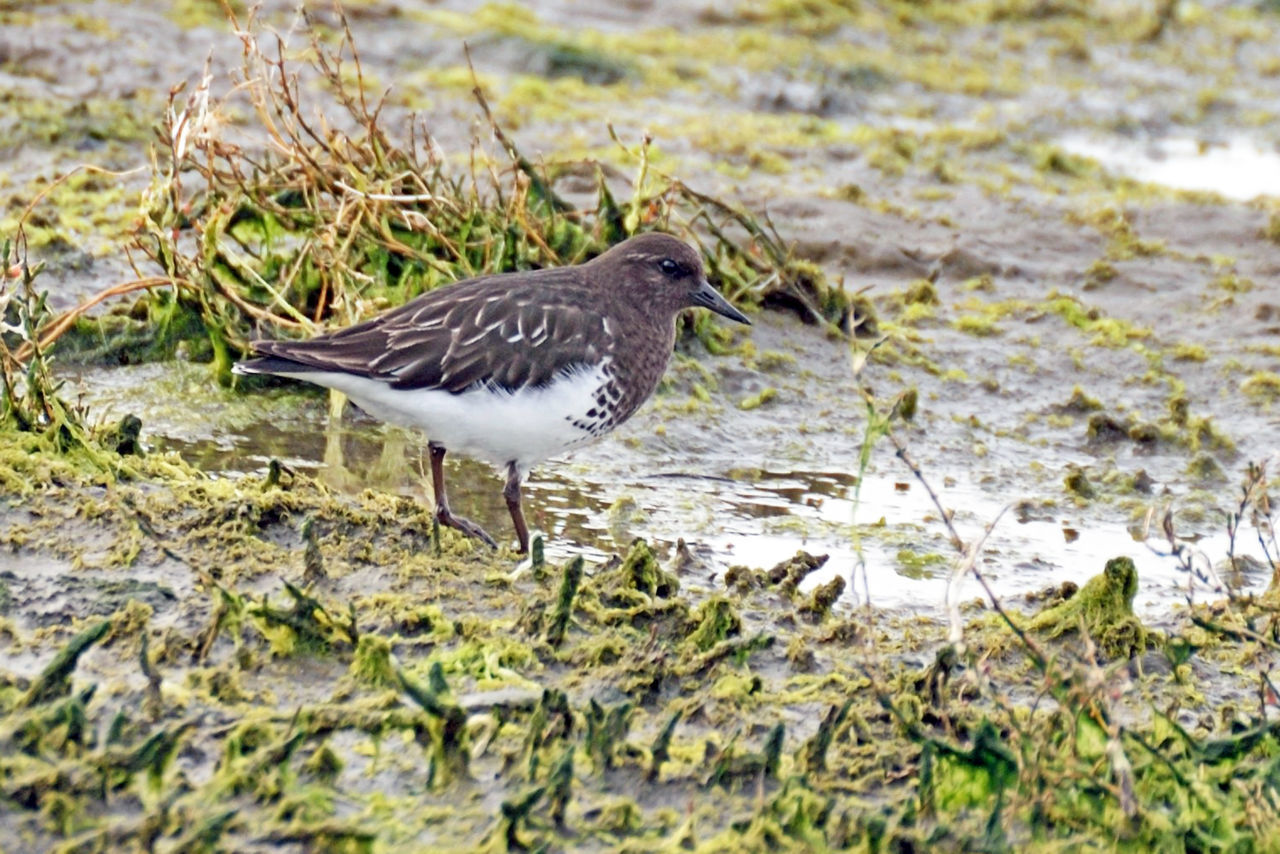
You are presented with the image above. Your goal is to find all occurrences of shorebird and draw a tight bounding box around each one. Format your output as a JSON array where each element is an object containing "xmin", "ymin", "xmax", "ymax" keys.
[{"xmin": 233, "ymin": 232, "xmax": 750, "ymax": 553}]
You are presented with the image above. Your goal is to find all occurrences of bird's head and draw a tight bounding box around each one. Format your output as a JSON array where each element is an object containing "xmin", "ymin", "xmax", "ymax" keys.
[{"xmin": 591, "ymin": 232, "xmax": 751, "ymax": 325}]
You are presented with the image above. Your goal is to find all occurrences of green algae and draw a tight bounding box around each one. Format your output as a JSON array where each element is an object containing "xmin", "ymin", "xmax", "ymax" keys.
[
  {"xmin": 0, "ymin": 169, "xmax": 135, "ymax": 255},
  {"xmin": 737, "ymin": 386, "xmax": 777, "ymax": 410},
  {"xmin": 1186, "ymin": 452, "xmax": 1228, "ymax": 484},
  {"xmin": 951, "ymin": 313, "xmax": 1002, "ymax": 337},
  {"xmin": 1041, "ymin": 293, "xmax": 1152, "ymax": 348},
  {"xmin": 600, "ymin": 538, "xmax": 679, "ymax": 603},
  {"xmin": 766, "ymin": 550, "xmax": 829, "ymax": 594},
  {"xmin": 895, "ymin": 548, "xmax": 949, "ymax": 578},
  {"xmin": 0, "ymin": 485, "xmax": 1248, "ymax": 854},
  {"xmin": 1063, "ymin": 465, "xmax": 1095, "ymax": 500},
  {"xmin": 1240, "ymin": 370, "xmax": 1280, "ymax": 403},
  {"xmin": 349, "ymin": 634, "xmax": 397, "ymax": 688},
  {"xmin": 163, "ymin": 0, "xmax": 247, "ymax": 28},
  {"xmin": 1024, "ymin": 556, "xmax": 1148, "ymax": 658},
  {"xmin": 0, "ymin": 92, "xmax": 153, "ymax": 152},
  {"xmin": 19, "ymin": 619, "xmax": 111, "ymax": 709},
  {"xmin": 1058, "ymin": 384, "xmax": 1103, "ymax": 413},
  {"xmin": 545, "ymin": 554, "xmax": 584, "ymax": 648},
  {"xmin": 685, "ymin": 596, "xmax": 742, "ymax": 653},
  {"xmin": 800, "ymin": 575, "xmax": 846, "ymax": 621}
]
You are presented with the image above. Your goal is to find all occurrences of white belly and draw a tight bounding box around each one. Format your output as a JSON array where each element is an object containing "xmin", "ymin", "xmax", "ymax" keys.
[{"xmin": 277, "ymin": 364, "xmax": 609, "ymax": 472}]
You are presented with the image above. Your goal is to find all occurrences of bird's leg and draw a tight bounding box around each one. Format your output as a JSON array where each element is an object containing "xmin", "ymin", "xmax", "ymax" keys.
[
  {"xmin": 428, "ymin": 442, "xmax": 497, "ymax": 549},
  {"xmin": 503, "ymin": 462, "xmax": 530, "ymax": 555}
]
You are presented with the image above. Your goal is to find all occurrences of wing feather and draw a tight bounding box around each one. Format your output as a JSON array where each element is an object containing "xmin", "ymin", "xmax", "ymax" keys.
[{"xmin": 247, "ymin": 266, "xmax": 609, "ymax": 393}]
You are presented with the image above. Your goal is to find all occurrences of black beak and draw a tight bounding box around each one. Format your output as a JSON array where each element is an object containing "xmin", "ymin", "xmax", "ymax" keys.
[{"xmin": 690, "ymin": 278, "xmax": 751, "ymax": 325}]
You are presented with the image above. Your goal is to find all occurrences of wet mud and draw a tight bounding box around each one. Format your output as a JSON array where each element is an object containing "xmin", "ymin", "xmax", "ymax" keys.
[{"xmin": 3, "ymin": 1, "xmax": 1280, "ymax": 850}]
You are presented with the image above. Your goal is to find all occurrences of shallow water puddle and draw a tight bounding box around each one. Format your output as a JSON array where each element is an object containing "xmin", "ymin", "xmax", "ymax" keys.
[
  {"xmin": 615, "ymin": 466, "xmax": 1266, "ymax": 618},
  {"xmin": 1059, "ymin": 134, "xmax": 1280, "ymax": 199},
  {"xmin": 173, "ymin": 425, "xmax": 1272, "ymax": 618},
  {"xmin": 73, "ymin": 361, "xmax": 1269, "ymax": 618}
]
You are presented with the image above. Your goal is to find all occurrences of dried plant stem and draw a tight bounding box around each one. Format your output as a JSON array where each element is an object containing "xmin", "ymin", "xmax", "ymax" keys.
[
  {"xmin": 16, "ymin": 278, "xmax": 177, "ymax": 362},
  {"xmin": 884, "ymin": 429, "xmax": 1024, "ymax": 658}
]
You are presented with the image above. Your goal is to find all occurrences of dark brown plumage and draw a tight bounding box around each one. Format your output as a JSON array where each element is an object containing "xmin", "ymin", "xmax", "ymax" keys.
[{"xmin": 235, "ymin": 232, "xmax": 750, "ymax": 554}]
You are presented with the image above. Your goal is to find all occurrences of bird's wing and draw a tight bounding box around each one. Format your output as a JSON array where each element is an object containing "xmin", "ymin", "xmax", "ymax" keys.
[{"xmin": 249, "ymin": 268, "xmax": 608, "ymax": 393}]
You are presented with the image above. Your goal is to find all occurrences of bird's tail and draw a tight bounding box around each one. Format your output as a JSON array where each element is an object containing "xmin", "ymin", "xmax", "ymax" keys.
[{"xmin": 232, "ymin": 355, "xmax": 313, "ymax": 377}]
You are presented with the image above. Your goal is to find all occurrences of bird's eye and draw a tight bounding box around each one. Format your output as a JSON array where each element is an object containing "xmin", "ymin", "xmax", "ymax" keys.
[{"xmin": 659, "ymin": 258, "xmax": 681, "ymax": 277}]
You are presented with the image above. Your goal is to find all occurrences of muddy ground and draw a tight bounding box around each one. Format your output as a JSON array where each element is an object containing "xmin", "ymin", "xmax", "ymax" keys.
[{"xmin": 2, "ymin": 1, "xmax": 1280, "ymax": 851}]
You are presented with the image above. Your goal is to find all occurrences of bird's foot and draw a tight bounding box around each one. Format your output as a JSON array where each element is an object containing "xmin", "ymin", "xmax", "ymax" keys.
[{"xmin": 435, "ymin": 507, "xmax": 498, "ymax": 549}]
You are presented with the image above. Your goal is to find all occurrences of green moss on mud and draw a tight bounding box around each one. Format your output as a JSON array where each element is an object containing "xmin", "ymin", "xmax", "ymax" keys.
[
  {"xmin": 1042, "ymin": 293, "xmax": 1151, "ymax": 347},
  {"xmin": 951, "ymin": 313, "xmax": 1002, "ymax": 336},
  {"xmin": 2, "ymin": 456, "xmax": 1276, "ymax": 853},
  {"xmin": 1025, "ymin": 556, "xmax": 1149, "ymax": 658},
  {"xmin": 1241, "ymin": 371, "xmax": 1280, "ymax": 403},
  {"xmin": 738, "ymin": 386, "xmax": 778, "ymax": 410},
  {"xmin": 349, "ymin": 634, "xmax": 397, "ymax": 688}
]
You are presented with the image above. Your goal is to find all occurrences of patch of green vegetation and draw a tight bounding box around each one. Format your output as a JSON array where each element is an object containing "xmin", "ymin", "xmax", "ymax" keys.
[
  {"xmin": 1209, "ymin": 271, "xmax": 1254, "ymax": 294},
  {"xmin": 898, "ymin": 300, "xmax": 937, "ymax": 325},
  {"xmin": 738, "ymin": 387, "xmax": 777, "ymax": 410},
  {"xmin": 951, "ymin": 314, "xmax": 1002, "ymax": 336},
  {"xmin": 863, "ymin": 128, "xmax": 917, "ymax": 177},
  {"xmin": 1030, "ymin": 143, "xmax": 1097, "ymax": 178},
  {"xmin": 1024, "ymin": 556, "xmax": 1147, "ymax": 657},
  {"xmin": 1082, "ymin": 257, "xmax": 1117, "ymax": 289},
  {"xmin": 1186, "ymin": 453, "xmax": 1228, "ymax": 483},
  {"xmin": 3, "ymin": 406, "xmax": 1280, "ymax": 849},
  {"xmin": 1241, "ymin": 371, "xmax": 1280, "ymax": 403},
  {"xmin": 0, "ymin": 93, "xmax": 154, "ymax": 151},
  {"xmin": 1058, "ymin": 384, "xmax": 1103, "ymax": 413},
  {"xmin": 912, "ymin": 185, "xmax": 955, "ymax": 202},
  {"xmin": 895, "ymin": 548, "xmax": 949, "ymax": 578},
  {"xmin": 904, "ymin": 279, "xmax": 940, "ymax": 306},
  {"xmin": 1067, "ymin": 205, "xmax": 1166, "ymax": 260},
  {"xmin": 2, "ymin": 171, "xmax": 134, "ymax": 256},
  {"xmin": 164, "ymin": 0, "xmax": 248, "ymax": 28},
  {"xmin": 754, "ymin": 349, "xmax": 797, "ymax": 372},
  {"xmin": 1171, "ymin": 342, "xmax": 1209, "ymax": 361},
  {"xmin": 0, "ymin": 243, "xmax": 95, "ymax": 446},
  {"xmin": 1245, "ymin": 342, "xmax": 1280, "ymax": 358},
  {"xmin": 1063, "ymin": 465, "xmax": 1095, "ymax": 499},
  {"xmin": 1041, "ymin": 293, "xmax": 1151, "ymax": 347},
  {"xmin": 1263, "ymin": 210, "xmax": 1280, "ymax": 243},
  {"xmin": 678, "ymin": 111, "xmax": 839, "ymax": 174},
  {"xmin": 685, "ymin": 595, "xmax": 742, "ymax": 652},
  {"xmin": 349, "ymin": 634, "xmax": 397, "ymax": 688}
]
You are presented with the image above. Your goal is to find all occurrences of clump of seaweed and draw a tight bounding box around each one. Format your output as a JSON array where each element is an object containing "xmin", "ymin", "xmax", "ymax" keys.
[{"xmin": 1024, "ymin": 555, "xmax": 1148, "ymax": 657}]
